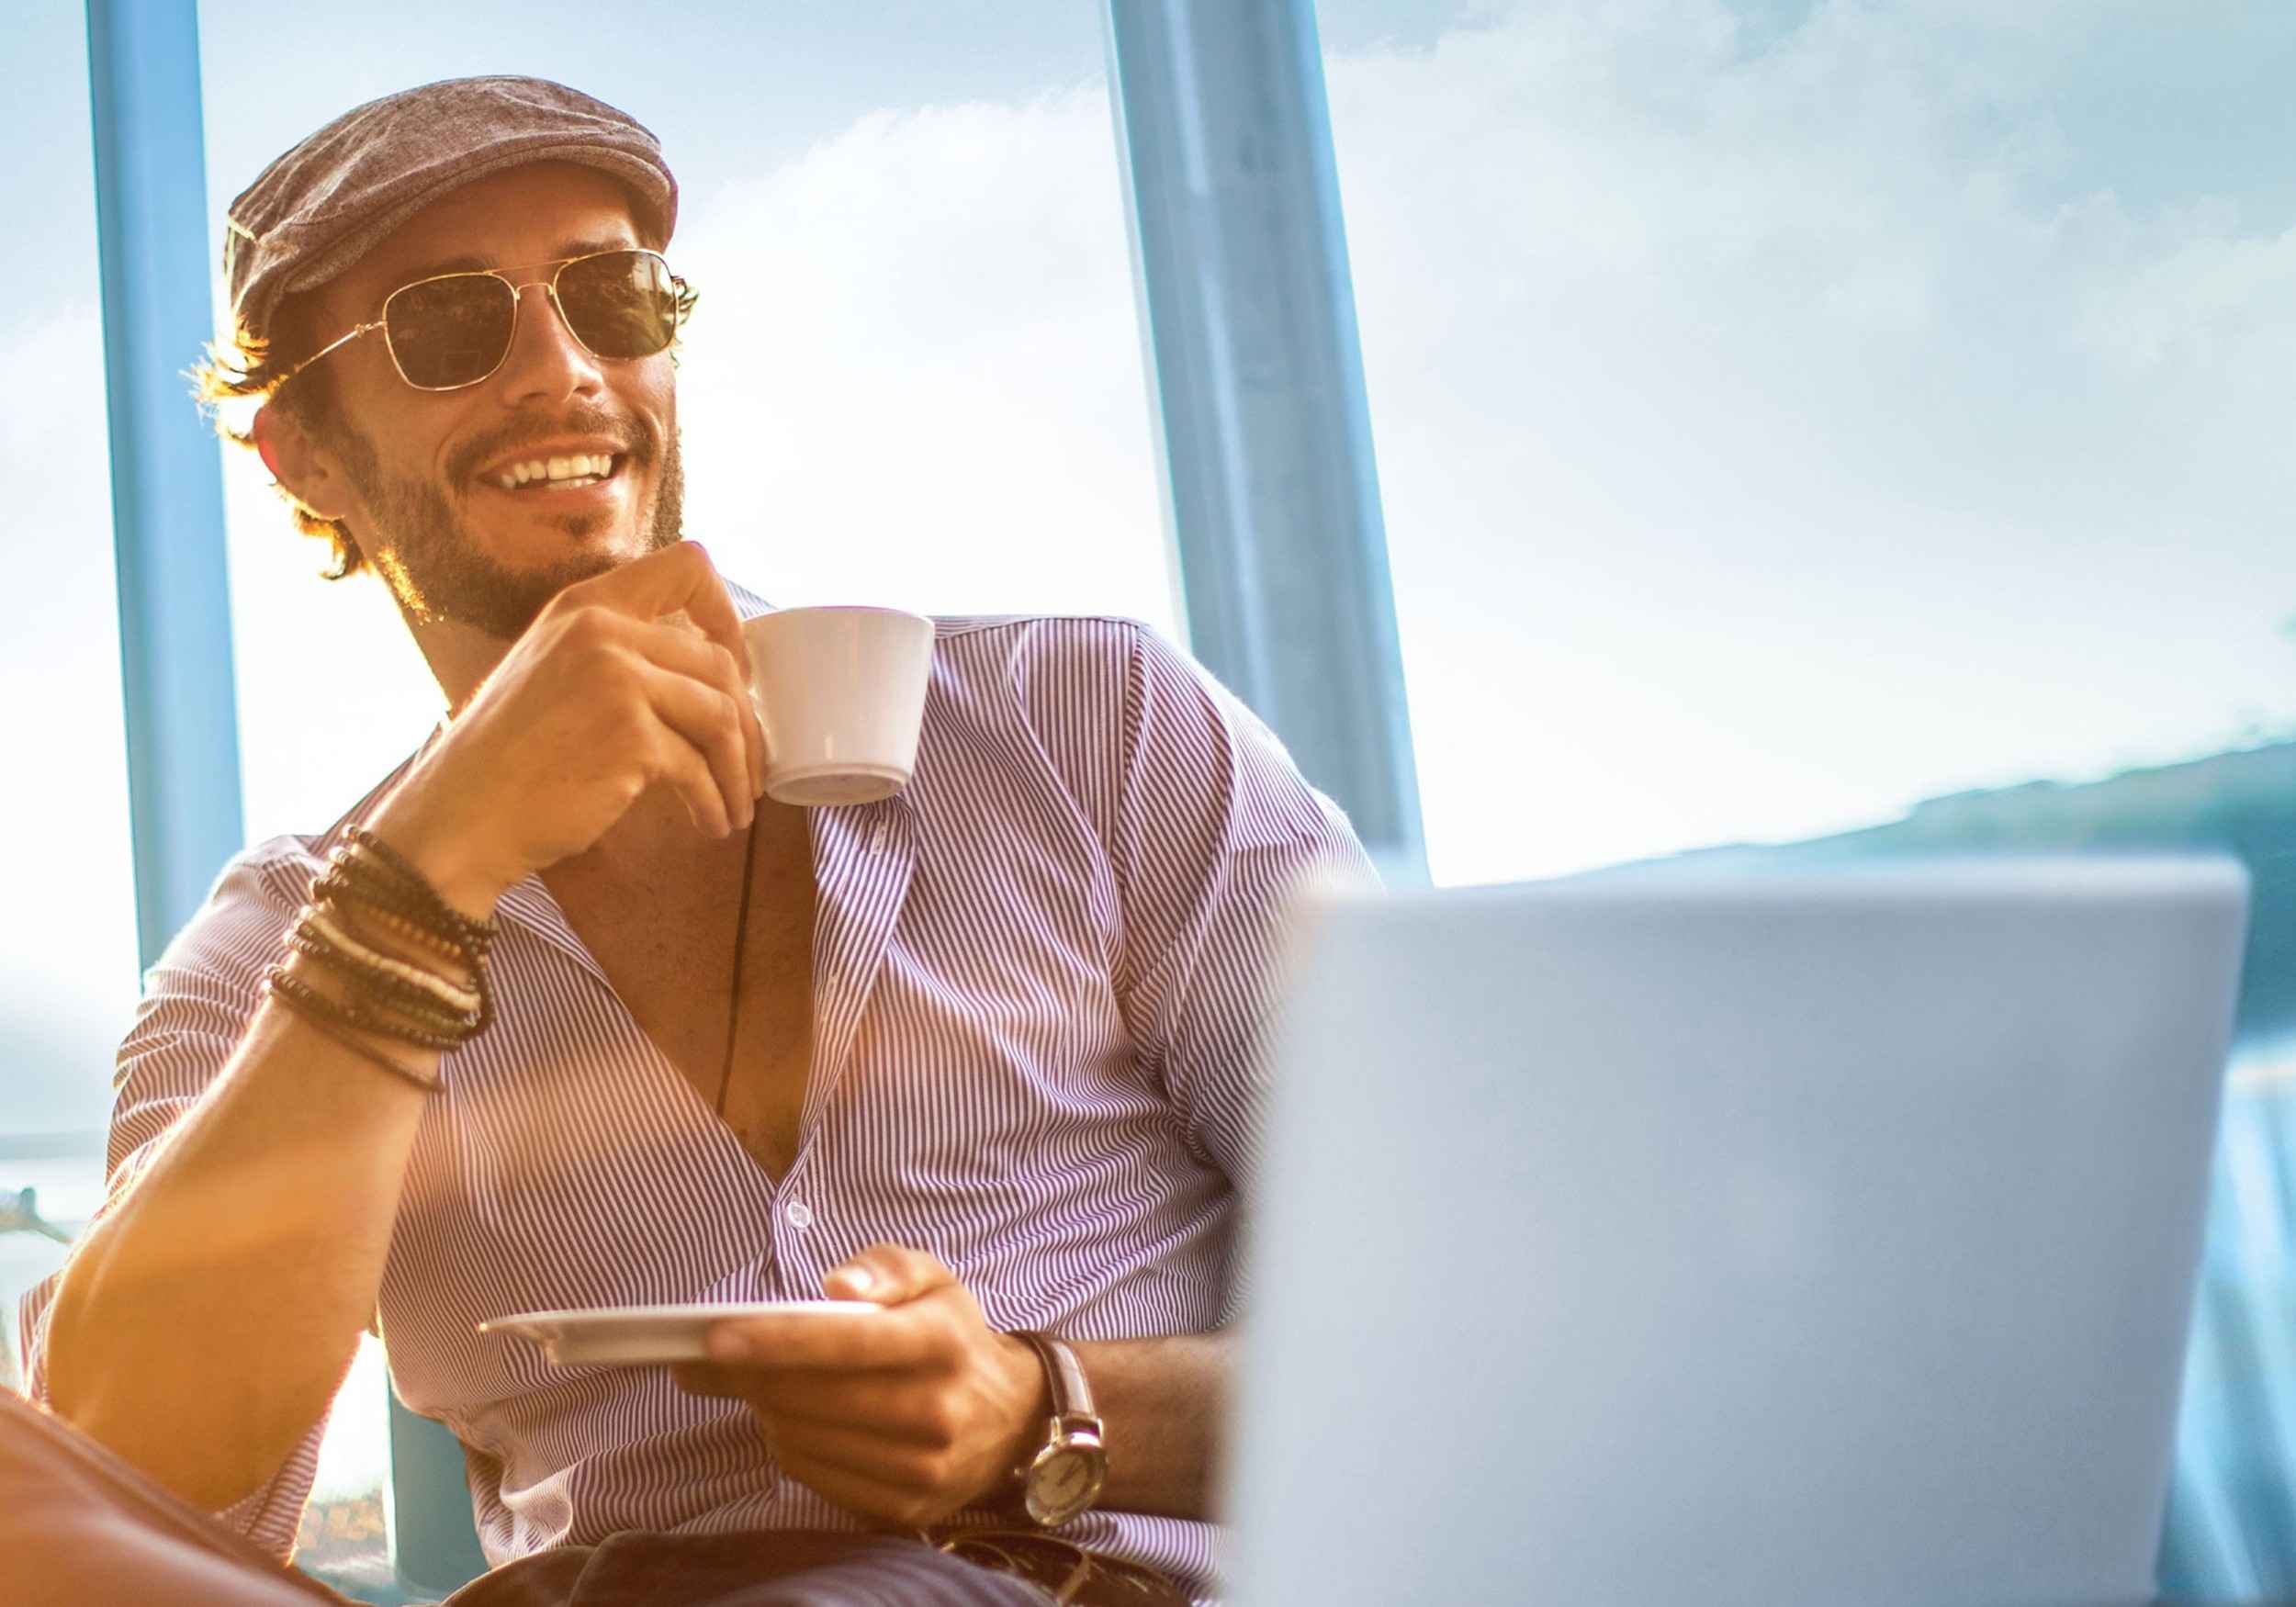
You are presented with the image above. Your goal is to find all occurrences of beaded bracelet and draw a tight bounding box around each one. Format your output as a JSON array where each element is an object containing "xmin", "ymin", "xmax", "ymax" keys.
[
  {"xmin": 311, "ymin": 832, "xmax": 499, "ymax": 1036},
  {"xmin": 264, "ymin": 963, "xmax": 466, "ymax": 1052},
  {"xmin": 319, "ymin": 860, "xmax": 495, "ymax": 1015},
  {"xmin": 344, "ymin": 826, "xmax": 499, "ymax": 950},
  {"xmin": 289, "ymin": 907, "xmax": 494, "ymax": 1040},
  {"xmin": 321, "ymin": 853, "xmax": 492, "ymax": 963},
  {"xmin": 285, "ymin": 928, "xmax": 481, "ymax": 1039},
  {"xmin": 264, "ymin": 973, "xmax": 443, "ymax": 1094},
  {"xmin": 298, "ymin": 904, "xmax": 482, "ymax": 1015},
  {"xmin": 335, "ymin": 896, "xmax": 471, "ymax": 970}
]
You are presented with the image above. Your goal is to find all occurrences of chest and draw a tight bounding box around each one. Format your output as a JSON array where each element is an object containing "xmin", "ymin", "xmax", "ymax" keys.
[{"xmin": 542, "ymin": 815, "xmax": 817, "ymax": 1180}]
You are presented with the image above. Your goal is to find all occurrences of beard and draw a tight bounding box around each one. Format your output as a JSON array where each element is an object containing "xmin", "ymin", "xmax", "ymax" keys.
[{"xmin": 329, "ymin": 399, "xmax": 686, "ymax": 641}]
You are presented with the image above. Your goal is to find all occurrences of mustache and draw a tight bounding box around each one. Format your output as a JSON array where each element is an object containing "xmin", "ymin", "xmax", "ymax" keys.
[{"xmin": 447, "ymin": 402, "xmax": 658, "ymax": 485}]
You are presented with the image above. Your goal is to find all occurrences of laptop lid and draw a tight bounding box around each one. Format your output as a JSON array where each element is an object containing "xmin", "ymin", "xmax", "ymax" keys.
[{"xmin": 1226, "ymin": 858, "xmax": 2247, "ymax": 1607}]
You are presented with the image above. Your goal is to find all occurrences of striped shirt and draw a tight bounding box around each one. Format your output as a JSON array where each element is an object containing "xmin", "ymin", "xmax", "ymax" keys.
[{"xmin": 22, "ymin": 588, "xmax": 1374, "ymax": 1605}]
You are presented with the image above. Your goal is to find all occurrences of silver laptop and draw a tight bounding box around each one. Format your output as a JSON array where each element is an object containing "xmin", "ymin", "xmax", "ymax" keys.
[{"xmin": 1225, "ymin": 858, "xmax": 2247, "ymax": 1607}]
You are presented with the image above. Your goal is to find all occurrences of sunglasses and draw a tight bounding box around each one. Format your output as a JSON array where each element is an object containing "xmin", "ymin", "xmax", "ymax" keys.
[{"xmin": 276, "ymin": 247, "xmax": 689, "ymax": 394}]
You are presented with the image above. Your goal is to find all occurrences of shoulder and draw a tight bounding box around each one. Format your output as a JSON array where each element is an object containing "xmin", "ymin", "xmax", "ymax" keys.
[
  {"xmin": 928, "ymin": 612, "xmax": 1165, "ymax": 684},
  {"xmin": 926, "ymin": 612, "xmax": 1227, "ymax": 732},
  {"xmin": 924, "ymin": 612, "xmax": 1251, "ymax": 777},
  {"xmin": 925, "ymin": 612, "xmax": 1344, "ymax": 849}
]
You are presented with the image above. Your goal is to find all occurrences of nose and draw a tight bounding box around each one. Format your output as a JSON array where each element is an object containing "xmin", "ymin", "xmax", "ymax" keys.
[{"xmin": 490, "ymin": 277, "xmax": 604, "ymax": 408}]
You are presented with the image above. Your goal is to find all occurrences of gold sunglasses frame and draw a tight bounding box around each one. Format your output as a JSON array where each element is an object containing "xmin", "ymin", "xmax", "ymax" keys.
[{"xmin": 273, "ymin": 247, "xmax": 690, "ymax": 396}]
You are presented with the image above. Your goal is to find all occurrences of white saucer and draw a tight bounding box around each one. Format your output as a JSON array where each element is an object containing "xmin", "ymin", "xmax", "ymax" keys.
[{"xmin": 478, "ymin": 1300, "xmax": 881, "ymax": 1365}]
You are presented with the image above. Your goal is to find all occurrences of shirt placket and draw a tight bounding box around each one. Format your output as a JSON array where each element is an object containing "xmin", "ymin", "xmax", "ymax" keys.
[{"xmin": 768, "ymin": 795, "xmax": 919, "ymax": 1290}]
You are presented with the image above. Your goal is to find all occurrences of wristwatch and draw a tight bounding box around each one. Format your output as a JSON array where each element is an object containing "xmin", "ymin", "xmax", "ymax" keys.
[{"xmin": 1007, "ymin": 1330, "xmax": 1108, "ymax": 1528}]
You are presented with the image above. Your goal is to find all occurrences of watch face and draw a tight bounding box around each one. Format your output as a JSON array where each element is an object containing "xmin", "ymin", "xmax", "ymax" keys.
[{"xmin": 1027, "ymin": 1444, "xmax": 1106, "ymax": 1524}]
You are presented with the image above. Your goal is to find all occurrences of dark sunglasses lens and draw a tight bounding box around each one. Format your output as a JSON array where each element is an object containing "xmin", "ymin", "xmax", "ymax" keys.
[
  {"xmin": 558, "ymin": 250, "xmax": 681, "ymax": 360},
  {"xmin": 385, "ymin": 275, "xmax": 517, "ymax": 388}
]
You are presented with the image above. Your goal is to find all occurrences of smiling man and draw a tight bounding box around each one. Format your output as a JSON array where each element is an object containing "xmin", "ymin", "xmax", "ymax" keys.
[{"xmin": 17, "ymin": 76, "xmax": 1370, "ymax": 1607}]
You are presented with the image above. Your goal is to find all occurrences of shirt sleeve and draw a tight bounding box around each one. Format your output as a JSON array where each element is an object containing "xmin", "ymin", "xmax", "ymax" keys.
[
  {"xmin": 17, "ymin": 843, "xmax": 338, "ymax": 1563},
  {"xmin": 1096, "ymin": 624, "xmax": 1380, "ymax": 1204}
]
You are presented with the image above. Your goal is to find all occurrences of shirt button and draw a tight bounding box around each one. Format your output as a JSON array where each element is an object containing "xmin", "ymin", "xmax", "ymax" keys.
[{"xmin": 784, "ymin": 1199, "xmax": 813, "ymax": 1230}]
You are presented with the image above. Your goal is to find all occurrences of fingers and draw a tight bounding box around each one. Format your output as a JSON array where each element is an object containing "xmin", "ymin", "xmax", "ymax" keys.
[
  {"xmin": 677, "ymin": 1366, "xmax": 958, "ymax": 1447},
  {"xmin": 625, "ymin": 646, "xmax": 762, "ymax": 831},
  {"xmin": 668, "ymin": 1366, "xmax": 963, "ymax": 1502},
  {"xmin": 670, "ymin": 1362, "xmax": 747, "ymax": 1399},
  {"xmin": 706, "ymin": 1304, "xmax": 937, "ymax": 1371},
  {"xmin": 776, "ymin": 1419, "xmax": 935, "ymax": 1483},
  {"xmin": 627, "ymin": 618, "xmax": 768, "ymax": 802},
  {"xmin": 622, "ymin": 662, "xmax": 748, "ymax": 837},
  {"xmin": 772, "ymin": 1447, "xmax": 958, "ymax": 1529},
  {"xmin": 773, "ymin": 1419, "xmax": 986, "ymax": 1508},
  {"xmin": 562, "ymin": 540, "xmax": 751, "ymax": 681},
  {"xmin": 665, "ymin": 1246, "xmax": 1029, "ymax": 1532},
  {"xmin": 528, "ymin": 544, "xmax": 770, "ymax": 833}
]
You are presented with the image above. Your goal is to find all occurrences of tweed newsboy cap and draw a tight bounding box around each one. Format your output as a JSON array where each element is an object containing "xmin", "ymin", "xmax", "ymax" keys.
[{"xmin": 222, "ymin": 74, "xmax": 678, "ymax": 346}]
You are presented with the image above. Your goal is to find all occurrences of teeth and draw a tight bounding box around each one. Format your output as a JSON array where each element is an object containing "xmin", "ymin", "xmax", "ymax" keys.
[{"xmin": 492, "ymin": 453, "xmax": 615, "ymax": 490}]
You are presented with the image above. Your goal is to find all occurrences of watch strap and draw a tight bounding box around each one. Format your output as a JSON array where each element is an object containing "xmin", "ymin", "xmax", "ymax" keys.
[{"xmin": 1017, "ymin": 1330, "xmax": 1097, "ymax": 1424}]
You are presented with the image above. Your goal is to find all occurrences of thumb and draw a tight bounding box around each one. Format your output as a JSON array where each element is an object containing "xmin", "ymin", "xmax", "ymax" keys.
[{"xmin": 822, "ymin": 1242, "xmax": 950, "ymax": 1306}]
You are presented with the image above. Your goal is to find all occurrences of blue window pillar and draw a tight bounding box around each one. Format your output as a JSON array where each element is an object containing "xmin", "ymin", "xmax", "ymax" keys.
[
  {"xmin": 84, "ymin": 0, "xmax": 244, "ymax": 969},
  {"xmin": 1105, "ymin": 0, "xmax": 1427, "ymax": 883}
]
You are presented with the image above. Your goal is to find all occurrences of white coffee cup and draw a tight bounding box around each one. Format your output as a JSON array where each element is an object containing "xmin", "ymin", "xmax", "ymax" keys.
[{"xmin": 739, "ymin": 606, "xmax": 935, "ymax": 807}]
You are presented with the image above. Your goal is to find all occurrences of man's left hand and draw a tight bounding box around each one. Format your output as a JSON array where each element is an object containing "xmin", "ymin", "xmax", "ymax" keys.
[{"xmin": 672, "ymin": 1243, "xmax": 1047, "ymax": 1528}]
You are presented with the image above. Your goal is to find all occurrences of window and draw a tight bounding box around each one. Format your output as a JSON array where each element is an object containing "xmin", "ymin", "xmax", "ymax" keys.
[
  {"xmin": 0, "ymin": 0, "xmax": 142, "ymax": 1392},
  {"xmin": 1320, "ymin": 0, "xmax": 2296, "ymax": 885}
]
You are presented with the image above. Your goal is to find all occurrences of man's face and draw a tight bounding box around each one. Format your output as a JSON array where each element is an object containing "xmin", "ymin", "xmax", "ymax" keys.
[{"xmin": 288, "ymin": 162, "xmax": 684, "ymax": 640}]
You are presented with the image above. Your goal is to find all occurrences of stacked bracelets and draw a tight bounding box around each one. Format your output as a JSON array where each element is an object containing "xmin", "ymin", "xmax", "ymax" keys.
[{"xmin": 262, "ymin": 825, "xmax": 501, "ymax": 1092}]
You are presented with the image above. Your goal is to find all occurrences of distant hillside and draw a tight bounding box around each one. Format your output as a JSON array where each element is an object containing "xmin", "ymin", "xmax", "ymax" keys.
[{"xmin": 1635, "ymin": 739, "xmax": 2296, "ymax": 1044}]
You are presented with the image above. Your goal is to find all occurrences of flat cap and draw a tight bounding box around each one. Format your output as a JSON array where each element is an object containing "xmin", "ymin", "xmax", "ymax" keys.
[{"xmin": 223, "ymin": 74, "xmax": 678, "ymax": 346}]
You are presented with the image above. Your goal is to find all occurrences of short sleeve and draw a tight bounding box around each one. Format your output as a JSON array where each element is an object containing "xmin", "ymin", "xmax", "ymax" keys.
[
  {"xmin": 1097, "ymin": 625, "xmax": 1379, "ymax": 1203},
  {"xmin": 17, "ymin": 843, "xmax": 338, "ymax": 1562}
]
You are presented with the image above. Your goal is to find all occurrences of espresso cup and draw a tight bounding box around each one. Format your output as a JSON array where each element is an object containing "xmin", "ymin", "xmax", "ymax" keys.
[{"xmin": 738, "ymin": 607, "xmax": 935, "ymax": 806}]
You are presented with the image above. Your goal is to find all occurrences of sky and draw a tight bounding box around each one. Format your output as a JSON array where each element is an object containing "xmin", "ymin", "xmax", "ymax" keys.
[
  {"xmin": 6, "ymin": 0, "xmax": 2296, "ymax": 1517},
  {"xmin": 8, "ymin": 0, "xmax": 2296, "ymax": 1105}
]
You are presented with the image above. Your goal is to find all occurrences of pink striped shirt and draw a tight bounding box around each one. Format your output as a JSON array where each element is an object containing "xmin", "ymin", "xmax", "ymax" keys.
[{"xmin": 23, "ymin": 588, "xmax": 1373, "ymax": 1605}]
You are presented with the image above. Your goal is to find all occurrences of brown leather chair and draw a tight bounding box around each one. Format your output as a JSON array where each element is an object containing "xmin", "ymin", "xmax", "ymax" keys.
[{"xmin": 0, "ymin": 1387, "xmax": 353, "ymax": 1606}]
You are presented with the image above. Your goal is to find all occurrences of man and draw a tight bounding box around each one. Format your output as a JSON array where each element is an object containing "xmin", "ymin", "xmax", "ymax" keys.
[{"xmin": 17, "ymin": 76, "xmax": 1369, "ymax": 1607}]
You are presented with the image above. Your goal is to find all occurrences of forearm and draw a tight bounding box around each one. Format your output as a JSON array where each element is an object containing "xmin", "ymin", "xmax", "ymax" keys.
[
  {"xmin": 43, "ymin": 953, "xmax": 435, "ymax": 1511},
  {"xmin": 1071, "ymin": 1331, "xmax": 1231, "ymax": 1521}
]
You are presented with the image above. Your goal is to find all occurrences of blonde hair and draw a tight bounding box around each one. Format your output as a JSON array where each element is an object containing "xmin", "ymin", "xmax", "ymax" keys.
[{"xmin": 192, "ymin": 286, "xmax": 368, "ymax": 579}]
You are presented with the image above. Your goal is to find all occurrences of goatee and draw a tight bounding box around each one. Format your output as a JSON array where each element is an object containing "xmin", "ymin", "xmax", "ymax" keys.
[{"xmin": 334, "ymin": 402, "xmax": 686, "ymax": 641}]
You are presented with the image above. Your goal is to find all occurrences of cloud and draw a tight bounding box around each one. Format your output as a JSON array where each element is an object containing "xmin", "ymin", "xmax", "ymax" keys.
[
  {"xmin": 1318, "ymin": 0, "xmax": 2296, "ymax": 880},
  {"xmin": 670, "ymin": 89, "xmax": 1179, "ymax": 635}
]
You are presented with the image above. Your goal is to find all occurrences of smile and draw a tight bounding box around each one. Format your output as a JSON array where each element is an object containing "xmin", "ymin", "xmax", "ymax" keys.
[{"xmin": 488, "ymin": 453, "xmax": 625, "ymax": 491}]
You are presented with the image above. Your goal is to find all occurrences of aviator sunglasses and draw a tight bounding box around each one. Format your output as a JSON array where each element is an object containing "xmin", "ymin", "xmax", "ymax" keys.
[{"xmin": 275, "ymin": 247, "xmax": 689, "ymax": 393}]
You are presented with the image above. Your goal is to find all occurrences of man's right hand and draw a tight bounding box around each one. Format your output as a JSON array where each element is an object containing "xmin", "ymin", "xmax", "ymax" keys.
[{"xmin": 363, "ymin": 541, "xmax": 768, "ymax": 916}]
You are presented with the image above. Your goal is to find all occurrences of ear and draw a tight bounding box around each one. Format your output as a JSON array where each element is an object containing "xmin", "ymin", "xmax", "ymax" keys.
[{"xmin": 252, "ymin": 401, "xmax": 356, "ymax": 524}]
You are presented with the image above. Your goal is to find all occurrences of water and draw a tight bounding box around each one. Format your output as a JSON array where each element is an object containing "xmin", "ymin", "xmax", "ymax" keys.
[{"xmin": 3, "ymin": 1153, "xmax": 106, "ymax": 1228}]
